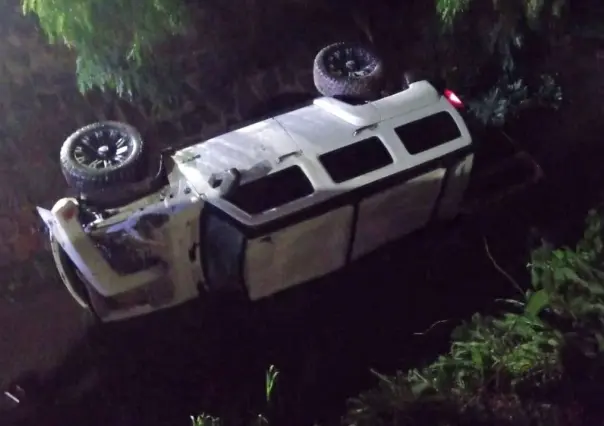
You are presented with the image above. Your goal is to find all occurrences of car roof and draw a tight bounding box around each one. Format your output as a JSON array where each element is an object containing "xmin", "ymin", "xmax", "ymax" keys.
[
  {"xmin": 174, "ymin": 81, "xmax": 441, "ymax": 185},
  {"xmin": 274, "ymin": 81, "xmax": 441, "ymax": 157},
  {"xmin": 172, "ymin": 81, "xmax": 470, "ymax": 226}
]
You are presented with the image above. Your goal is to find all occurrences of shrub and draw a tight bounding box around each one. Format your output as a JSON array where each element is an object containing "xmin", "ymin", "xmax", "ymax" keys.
[
  {"xmin": 345, "ymin": 208, "xmax": 604, "ymax": 426},
  {"xmin": 466, "ymin": 73, "xmax": 563, "ymax": 128},
  {"xmin": 433, "ymin": 0, "xmax": 565, "ymax": 128},
  {"xmin": 436, "ymin": 0, "xmax": 567, "ymax": 32},
  {"xmin": 190, "ymin": 365, "xmax": 279, "ymax": 426}
]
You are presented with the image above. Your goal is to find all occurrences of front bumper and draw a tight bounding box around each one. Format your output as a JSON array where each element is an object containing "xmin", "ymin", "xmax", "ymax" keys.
[{"xmin": 39, "ymin": 198, "xmax": 176, "ymax": 322}]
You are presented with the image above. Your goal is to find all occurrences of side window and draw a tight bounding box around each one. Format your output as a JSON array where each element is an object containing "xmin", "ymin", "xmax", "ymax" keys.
[
  {"xmin": 202, "ymin": 207, "xmax": 245, "ymax": 292},
  {"xmin": 394, "ymin": 111, "xmax": 461, "ymax": 155},
  {"xmin": 225, "ymin": 165, "xmax": 314, "ymax": 215},
  {"xmin": 318, "ymin": 136, "xmax": 393, "ymax": 184}
]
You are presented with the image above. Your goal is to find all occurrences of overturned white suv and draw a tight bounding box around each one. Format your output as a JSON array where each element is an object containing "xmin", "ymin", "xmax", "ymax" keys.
[{"xmin": 38, "ymin": 43, "xmax": 474, "ymax": 322}]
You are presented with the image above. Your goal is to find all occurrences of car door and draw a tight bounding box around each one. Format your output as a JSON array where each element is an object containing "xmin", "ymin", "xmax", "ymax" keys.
[
  {"xmin": 314, "ymin": 130, "xmax": 444, "ymax": 260},
  {"xmin": 350, "ymin": 110, "xmax": 466, "ymax": 260},
  {"xmin": 351, "ymin": 167, "xmax": 446, "ymax": 259},
  {"xmin": 219, "ymin": 164, "xmax": 353, "ymax": 301},
  {"xmin": 200, "ymin": 203, "xmax": 247, "ymax": 294},
  {"xmin": 245, "ymin": 206, "xmax": 354, "ymax": 300}
]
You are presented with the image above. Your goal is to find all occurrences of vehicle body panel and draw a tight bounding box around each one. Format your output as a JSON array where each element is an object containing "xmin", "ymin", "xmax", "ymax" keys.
[
  {"xmin": 351, "ymin": 167, "xmax": 447, "ymax": 260},
  {"xmin": 39, "ymin": 81, "xmax": 475, "ymax": 322},
  {"xmin": 244, "ymin": 205, "xmax": 354, "ymax": 300},
  {"xmin": 172, "ymin": 118, "xmax": 299, "ymax": 196}
]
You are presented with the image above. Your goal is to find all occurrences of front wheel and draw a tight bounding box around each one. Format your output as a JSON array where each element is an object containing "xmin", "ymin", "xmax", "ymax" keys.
[{"xmin": 59, "ymin": 121, "xmax": 148, "ymax": 194}]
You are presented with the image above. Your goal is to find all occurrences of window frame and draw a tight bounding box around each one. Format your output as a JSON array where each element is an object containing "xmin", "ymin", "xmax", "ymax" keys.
[
  {"xmin": 199, "ymin": 203, "xmax": 247, "ymax": 294},
  {"xmin": 204, "ymin": 145, "xmax": 472, "ymax": 240},
  {"xmin": 393, "ymin": 111, "xmax": 462, "ymax": 155},
  {"xmin": 318, "ymin": 135, "xmax": 395, "ymax": 184},
  {"xmin": 223, "ymin": 164, "xmax": 315, "ymax": 216}
]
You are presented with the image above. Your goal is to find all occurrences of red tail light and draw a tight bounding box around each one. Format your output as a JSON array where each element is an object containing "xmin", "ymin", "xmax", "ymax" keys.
[{"xmin": 444, "ymin": 89, "xmax": 464, "ymax": 108}]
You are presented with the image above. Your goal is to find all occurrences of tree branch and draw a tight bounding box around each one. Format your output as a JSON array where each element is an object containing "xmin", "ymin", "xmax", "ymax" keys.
[{"xmin": 483, "ymin": 235, "xmax": 525, "ymax": 296}]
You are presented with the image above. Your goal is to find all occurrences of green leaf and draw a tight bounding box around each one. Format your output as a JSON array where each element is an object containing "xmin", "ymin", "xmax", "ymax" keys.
[
  {"xmin": 561, "ymin": 267, "xmax": 589, "ymax": 285},
  {"xmin": 525, "ymin": 289, "xmax": 550, "ymax": 317},
  {"xmin": 470, "ymin": 345, "xmax": 484, "ymax": 369},
  {"xmin": 540, "ymin": 268, "xmax": 555, "ymax": 293}
]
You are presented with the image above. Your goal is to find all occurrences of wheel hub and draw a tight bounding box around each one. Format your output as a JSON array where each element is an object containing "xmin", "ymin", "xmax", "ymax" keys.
[
  {"xmin": 326, "ymin": 46, "xmax": 375, "ymax": 78},
  {"xmin": 345, "ymin": 60, "xmax": 357, "ymax": 70},
  {"xmin": 73, "ymin": 128, "xmax": 131, "ymax": 170}
]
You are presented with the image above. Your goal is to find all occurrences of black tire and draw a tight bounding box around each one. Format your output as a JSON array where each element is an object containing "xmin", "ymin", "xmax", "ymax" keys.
[
  {"xmin": 313, "ymin": 42, "xmax": 385, "ymax": 100},
  {"xmin": 59, "ymin": 121, "xmax": 148, "ymax": 193}
]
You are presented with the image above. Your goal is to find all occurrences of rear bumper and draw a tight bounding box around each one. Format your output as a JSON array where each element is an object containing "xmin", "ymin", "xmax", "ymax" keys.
[{"xmin": 39, "ymin": 198, "xmax": 178, "ymax": 322}]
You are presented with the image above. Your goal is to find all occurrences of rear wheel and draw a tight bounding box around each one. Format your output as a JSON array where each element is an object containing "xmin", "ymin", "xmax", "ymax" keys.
[{"xmin": 313, "ymin": 42, "xmax": 385, "ymax": 101}]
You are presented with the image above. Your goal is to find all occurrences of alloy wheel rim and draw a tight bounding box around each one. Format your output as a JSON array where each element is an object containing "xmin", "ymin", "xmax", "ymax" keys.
[
  {"xmin": 73, "ymin": 128, "xmax": 133, "ymax": 170},
  {"xmin": 325, "ymin": 46, "xmax": 375, "ymax": 78}
]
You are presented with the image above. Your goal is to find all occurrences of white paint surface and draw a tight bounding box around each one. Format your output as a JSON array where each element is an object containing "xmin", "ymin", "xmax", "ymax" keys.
[
  {"xmin": 245, "ymin": 206, "xmax": 354, "ymax": 300},
  {"xmin": 42, "ymin": 79, "xmax": 475, "ymax": 322},
  {"xmin": 352, "ymin": 168, "xmax": 446, "ymax": 260}
]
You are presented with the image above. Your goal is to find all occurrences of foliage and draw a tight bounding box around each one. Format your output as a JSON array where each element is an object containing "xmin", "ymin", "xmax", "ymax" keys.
[
  {"xmin": 433, "ymin": 0, "xmax": 565, "ymax": 129},
  {"xmin": 191, "ymin": 414, "xmax": 223, "ymax": 426},
  {"xmin": 410, "ymin": 313, "xmax": 560, "ymax": 393},
  {"xmin": 529, "ymin": 209, "xmax": 604, "ymax": 321},
  {"xmin": 467, "ymin": 73, "xmax": 562, "ymax": 128},
  {"xmin": 436, "ymin": 0, "xmax": 473, "ymax": 29},
  {"xmin": 265, "ymin": 365, "xmax": 280, "ymax": 404},
  {"xmin": 436, "ymin": 0, "xmax": 567, "ymax": 32},
  {"xmin": 456, "ymin": 24, "xmax": 564, "ymax": 128},
  {"xmin": 345, "ymin": 370, "xmax": 454, "ymax": 426},
  {"xmin": 190, "ymin": 365, "xmax": 279, "ymax": 426},
  {"xmin": 22, "ymin": 0, "xmax": 189, "ymax": 103},
  {"xmin": 528, "ymin": 209, "xmax": 604, "ymax": 379},
  {"xmin": 346, "ymin": 208, "xmax": 604, "ymax": 426}
]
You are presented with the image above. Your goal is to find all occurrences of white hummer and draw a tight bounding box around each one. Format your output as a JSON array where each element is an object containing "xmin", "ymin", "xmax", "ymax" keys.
[{"xmin": 38, "ymin": 43, "xmax": 479, "ymax": 322}]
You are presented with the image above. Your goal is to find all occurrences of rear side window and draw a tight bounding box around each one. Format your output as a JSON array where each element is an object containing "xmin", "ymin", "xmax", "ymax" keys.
[
  {"xmin": 394, "ymin": 111, "xmax": 461, "ymax": 155},
  {"xmin": 225, "ymin": 165, "xmax": 314, "ymax": 215},
  {"xmin": 319, "ymin": 136, "xmax": 394, "ymax": 183}
]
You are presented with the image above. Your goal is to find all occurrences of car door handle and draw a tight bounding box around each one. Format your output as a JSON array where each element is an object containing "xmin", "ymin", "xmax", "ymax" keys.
[{"xmin": 259, "ymin": 235, "xmax": 273, "ymax": 243}]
